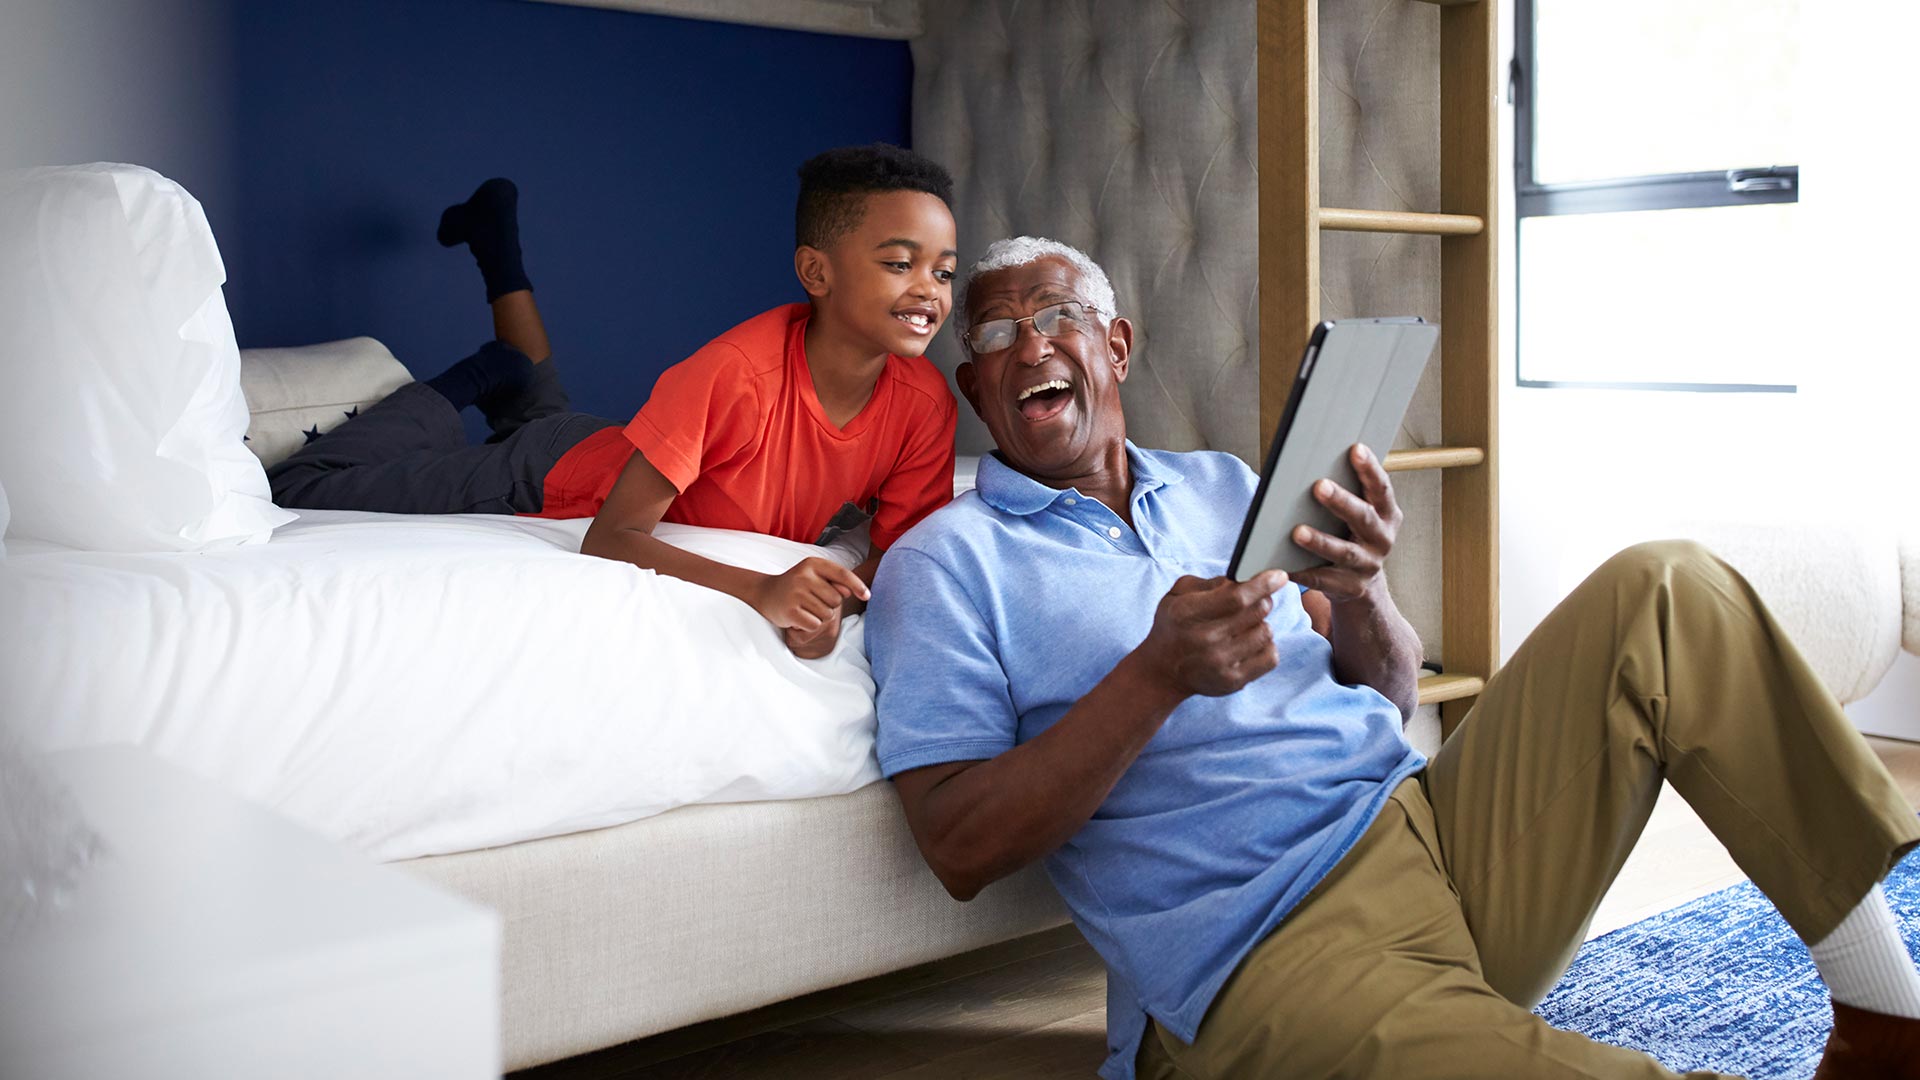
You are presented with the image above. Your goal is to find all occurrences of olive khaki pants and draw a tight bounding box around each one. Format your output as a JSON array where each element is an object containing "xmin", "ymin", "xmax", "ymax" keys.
[{"xmin": 1138, "ymin": 541, "xmax": 1920, "ymax": 1079}]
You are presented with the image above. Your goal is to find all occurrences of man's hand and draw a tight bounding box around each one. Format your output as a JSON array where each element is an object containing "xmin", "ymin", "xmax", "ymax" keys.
[
  {"xmin": 782, "ymin": 604, "xmax": 844, "ymax": 659},
  {"xmin": 1137, "ymin": 571, "xmax": 1289, "ymax": 698},
  {"xmin": 753, "ymin": 556, "xmax": 869, "ymax": 639},
  {"xmin": 1291, "ymin": 443, "xmax": 1402, "ymax": 604}
]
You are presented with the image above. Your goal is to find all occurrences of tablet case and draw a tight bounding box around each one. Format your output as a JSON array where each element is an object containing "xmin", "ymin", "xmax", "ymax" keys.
[{"xmin": 1229, "ymin": 317, "xmax": 1440, "ymax": 580}]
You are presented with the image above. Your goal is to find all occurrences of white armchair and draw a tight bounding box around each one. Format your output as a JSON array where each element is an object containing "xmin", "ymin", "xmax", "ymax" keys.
[
  {"xmin": 1903, "ymin": 533, "xmax": 1920, "ymax": 659},
  {"xmin": 1697, "ymin": 523, "xmax": 1917, "ymax": 707}
]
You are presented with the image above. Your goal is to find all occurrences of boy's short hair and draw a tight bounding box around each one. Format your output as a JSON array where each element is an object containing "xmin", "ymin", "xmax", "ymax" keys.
[{"xmin": 795, "ymin": 144, "xmax": 955, "ymax": 250}]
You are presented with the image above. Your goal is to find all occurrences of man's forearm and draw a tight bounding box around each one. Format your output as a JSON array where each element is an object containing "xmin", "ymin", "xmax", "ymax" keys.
[
  {"xmin": 1328, "ymin": 582, "xmax": 1422, "ymax": 719},
  {"xmin": 914, "ymin": 650, "xmax": 1187, "ymax": 899}
]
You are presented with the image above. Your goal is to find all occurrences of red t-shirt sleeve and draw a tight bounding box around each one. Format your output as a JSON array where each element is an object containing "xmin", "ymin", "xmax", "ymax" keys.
[
  {"xmin": 623, "ymin": 342, "xmax": 761, "ymax": 493},
  {"xmin": 870, "ymin": 386, "xmax": 958, "ymax": 550}
]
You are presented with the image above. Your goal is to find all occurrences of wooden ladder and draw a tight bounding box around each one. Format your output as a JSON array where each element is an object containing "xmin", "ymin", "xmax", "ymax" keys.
[{"xmin": 1257, "ymin": 0, "xmax": 1500, "ymax": 738}]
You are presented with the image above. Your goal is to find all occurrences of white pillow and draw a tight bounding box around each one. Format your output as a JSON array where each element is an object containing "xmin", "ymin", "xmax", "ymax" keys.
[
  {"xmin": 955, "ymin": 454, "xmax": 981, "ymax": 497},
  {"xmin": 0, "ymin": 163, "xmax": 293, "ymax": 552},
  {"xmin": 240, "ymin": 338, "xmax": 414, "ymax": 469}
]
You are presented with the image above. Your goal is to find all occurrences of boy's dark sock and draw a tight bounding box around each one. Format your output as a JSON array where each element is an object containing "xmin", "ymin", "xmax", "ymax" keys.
[
  {"xmin": 424, "ymin": 340, "xmax": 535, "ymax": 413},
  {"xmin": 437, "ymin": 177, "xmax": 532, "ymax": 302}
]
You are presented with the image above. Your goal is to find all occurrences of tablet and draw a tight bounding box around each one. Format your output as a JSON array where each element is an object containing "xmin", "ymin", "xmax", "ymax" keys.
[{"xmin": 1227, "ymin": 317, "xmax": 1439, "ymax": 580}]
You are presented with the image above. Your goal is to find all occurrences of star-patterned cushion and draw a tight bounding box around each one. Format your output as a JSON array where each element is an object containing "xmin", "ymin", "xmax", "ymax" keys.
[{"xmin": 238, "ymin": 338, "xmax": 413, "ymax": 468}]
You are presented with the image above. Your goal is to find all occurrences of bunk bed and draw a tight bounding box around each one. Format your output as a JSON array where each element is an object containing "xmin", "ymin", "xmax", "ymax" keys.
[
  {"xmin": 414, "ymin": 1, "xmax": 1502, "ymax": 1067},
  {"xmin": 1, "ymin": 0, "xmax": 1505, "ymax": 1071}
]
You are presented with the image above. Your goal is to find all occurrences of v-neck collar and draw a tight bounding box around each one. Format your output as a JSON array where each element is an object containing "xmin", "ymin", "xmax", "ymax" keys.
[{"xmin": 790, "ymin": 310, "xmax": 892, "ymax": 440}]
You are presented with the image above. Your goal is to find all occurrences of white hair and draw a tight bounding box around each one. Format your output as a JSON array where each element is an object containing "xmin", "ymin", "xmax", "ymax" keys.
[{"xmin": 957, "ymin": 236, "xmax": 1119, "ymax": 328}]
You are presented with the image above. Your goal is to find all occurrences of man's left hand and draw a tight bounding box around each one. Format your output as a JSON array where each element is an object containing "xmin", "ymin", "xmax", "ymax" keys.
[
  {"xmin": 782, "ymin": 603, "xmax": 844, "ymax": 659},
  {"xmin": 1290, "ymin": 443, "xmax": 1401, "ymax": 604}
]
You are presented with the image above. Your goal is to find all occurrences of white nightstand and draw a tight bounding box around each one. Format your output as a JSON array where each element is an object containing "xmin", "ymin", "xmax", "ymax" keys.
[{"xmin": 0, "ymin": 746, "xmax": 500, "ymax": 1079}]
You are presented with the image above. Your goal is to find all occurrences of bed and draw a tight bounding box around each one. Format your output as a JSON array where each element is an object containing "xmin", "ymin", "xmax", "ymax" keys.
[
  {"xmin": 1, "ymin": 453, "xmax": 1067, "ymax": 1069},
  {"xmin": 1, "ymin": 0, "xmax": 1502, "ymax": 1070},
  {"xmin": 3, "ymin": 509, "xmax": 889, "ymax": 863}
]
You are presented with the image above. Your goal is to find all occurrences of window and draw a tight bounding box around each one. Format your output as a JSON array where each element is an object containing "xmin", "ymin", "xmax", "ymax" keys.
[{"xmin": 1514, "ymin": 0, "xmax": 1800, "ymax": 391}]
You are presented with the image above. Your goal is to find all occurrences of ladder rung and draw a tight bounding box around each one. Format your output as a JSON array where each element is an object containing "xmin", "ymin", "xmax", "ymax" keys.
[
  {"xmin": 1319, "ymin": 207, "xmax": 1484, "ymax": 236},
  {"xmin": 1383, "ymin": 446, "xmax": 1486, "ymax": 472},
  {"xmin": 1418, "ymin": 673, "xmax": 1484, "ymax": 706}
]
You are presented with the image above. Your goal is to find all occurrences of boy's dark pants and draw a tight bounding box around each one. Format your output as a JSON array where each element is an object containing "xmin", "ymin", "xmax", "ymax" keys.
[
  {"xmin": 267, "ymin": 361, "xmax": 617, "ymax": 515},
  {"xmin": 1135, "ymin": 541, "xmax": 1920, "ymax": 1079}
]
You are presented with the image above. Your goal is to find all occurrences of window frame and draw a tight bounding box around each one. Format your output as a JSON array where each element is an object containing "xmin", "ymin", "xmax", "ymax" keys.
[{"xmin": 1513, "ymin": 0, "xmax": 1800, "ymax": 393}]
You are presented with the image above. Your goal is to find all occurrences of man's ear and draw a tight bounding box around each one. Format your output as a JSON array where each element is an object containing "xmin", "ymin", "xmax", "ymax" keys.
[
  {"xmin": 1107, "ymin": 316, "xmax": 1135, "ymax": 383},
  {"xmin": 794, "ymin": 246, "xmax": 831, "ymax": 298},
  {"xmin": 955, "ymin": 361, "xmax": 984, "ymax": 417}
]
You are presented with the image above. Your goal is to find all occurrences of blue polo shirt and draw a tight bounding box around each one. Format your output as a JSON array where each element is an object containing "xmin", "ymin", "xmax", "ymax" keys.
[{"xmin": 867, "ymin": 444, "xmax": 1422, "ymax": 1080}]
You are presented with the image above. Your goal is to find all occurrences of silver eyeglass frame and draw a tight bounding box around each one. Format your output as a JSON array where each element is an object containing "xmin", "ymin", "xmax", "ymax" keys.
[{"xmin": 961, "ymin": 300, "xmax": 1108, "ymax": 356}]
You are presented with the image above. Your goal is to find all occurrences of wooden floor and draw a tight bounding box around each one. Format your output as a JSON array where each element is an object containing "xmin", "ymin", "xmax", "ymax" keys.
[{"xmin": 517, "ymin": 737, "xmax": 1920, "ymax": 1080}]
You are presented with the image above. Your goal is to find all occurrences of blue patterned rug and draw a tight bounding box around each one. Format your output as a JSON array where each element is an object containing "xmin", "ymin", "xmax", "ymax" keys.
[{"xmin": 1535, "ymin": 849, "xmax": 1920, "ymax": 1079}]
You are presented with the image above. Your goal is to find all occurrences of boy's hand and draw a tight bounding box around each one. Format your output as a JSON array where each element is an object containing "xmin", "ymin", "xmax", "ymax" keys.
[
  {"xmin": 1136, "ymin": 571, "xmax": 1288, "ymax": 698},
  {"xmin": 753, "ymin": 557, "xmax": 870, "ymax": 636},
  {"xmin": 782, "ymin": 605, "xmax": 843, "ymax": 660}
]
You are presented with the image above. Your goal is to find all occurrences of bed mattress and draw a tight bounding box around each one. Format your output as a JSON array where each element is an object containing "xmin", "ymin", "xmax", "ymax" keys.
[{"xmin": 1, "ymin": 510, "xmax": 883, "ymax": 861}]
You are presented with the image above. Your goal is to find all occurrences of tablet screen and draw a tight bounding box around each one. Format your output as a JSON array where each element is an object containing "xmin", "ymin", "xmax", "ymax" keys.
[{"xmin": 1228, "ymin": 318, "xmax": 1439, "ymax": 580}]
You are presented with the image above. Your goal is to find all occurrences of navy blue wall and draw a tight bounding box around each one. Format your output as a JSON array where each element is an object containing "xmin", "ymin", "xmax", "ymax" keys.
[{"xmin": 226, "ymin": 0, "xmax": 912, "ymax": 433}]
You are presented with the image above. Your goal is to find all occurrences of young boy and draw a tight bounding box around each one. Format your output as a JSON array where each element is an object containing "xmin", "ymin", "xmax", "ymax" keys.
[{"xmin": 268, "ymin": 145, "xmax": 960, "ymax": 658}]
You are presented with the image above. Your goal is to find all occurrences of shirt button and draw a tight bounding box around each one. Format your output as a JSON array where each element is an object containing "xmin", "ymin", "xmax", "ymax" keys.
[
  {"xmin": 1063, "ymin": 497, "xmax": 1077, "ymax": 506},
  {"xmin": 1107, "ymin": 526, "xmax": 1123, "ymax": 539}
]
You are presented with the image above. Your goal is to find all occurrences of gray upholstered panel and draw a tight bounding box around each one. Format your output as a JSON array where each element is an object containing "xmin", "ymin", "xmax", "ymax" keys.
[
  {"xmin": 913, "ymin": 0, "xmax": 1259, "ymax": 460},
  {"xmin": 913, "ymin": 0, "xmax": 1446, "ymax": 665}
]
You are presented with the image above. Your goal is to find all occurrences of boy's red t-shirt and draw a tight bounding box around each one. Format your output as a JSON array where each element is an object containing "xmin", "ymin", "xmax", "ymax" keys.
[{"xmin": 532, "ymin": 303, "xmax": 957, "ymax": 550}]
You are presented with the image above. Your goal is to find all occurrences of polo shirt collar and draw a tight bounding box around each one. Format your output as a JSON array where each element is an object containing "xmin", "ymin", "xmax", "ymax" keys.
[{"xmin": 975, "ymin": 441, "xmax": 1187, "ymax": 517}]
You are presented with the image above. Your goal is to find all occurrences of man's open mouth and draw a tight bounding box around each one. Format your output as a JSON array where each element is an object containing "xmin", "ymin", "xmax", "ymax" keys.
[
  {"xmin": 893, "ymin": 309, "xmax": 936, "ymax": 334},
  {"xmin": 1017, "ymin": 378, "xmax": 1072, "ymax": 421}
]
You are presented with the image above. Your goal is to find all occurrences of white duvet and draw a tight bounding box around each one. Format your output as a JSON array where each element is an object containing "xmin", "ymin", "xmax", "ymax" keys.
[{"xmin": 0, "ymin": 511, "xmax": 883, "ymax": 861}]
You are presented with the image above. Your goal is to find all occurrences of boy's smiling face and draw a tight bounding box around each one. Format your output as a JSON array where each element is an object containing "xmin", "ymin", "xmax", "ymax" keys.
[{"xmin": 798, "ymin": 190, "xmax": 957, "ymax": 360}]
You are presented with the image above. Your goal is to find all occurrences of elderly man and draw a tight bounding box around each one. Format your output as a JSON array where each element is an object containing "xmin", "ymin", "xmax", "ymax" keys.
[{"xmin": 864, "ymin": 236, "xmax": 1920, "ymax": 1080}]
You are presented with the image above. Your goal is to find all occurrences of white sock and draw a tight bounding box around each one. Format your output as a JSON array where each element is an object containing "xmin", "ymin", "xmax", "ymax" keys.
[{"xmin": 1808, "ymin": 883, "xmax": 1920, "ymax": 1019}]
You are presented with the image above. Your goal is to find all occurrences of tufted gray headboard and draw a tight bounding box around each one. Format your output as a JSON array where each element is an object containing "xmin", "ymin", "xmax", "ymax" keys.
[
  {"xmin": 912, "ymin": 0, "xmax": 1259, "ymax": 460},
  {"xmin": 912, "ymin": 0, "xmax": 1443, "ymax": 454},
  {"xmin": 912, "ymin": 0, "xmax": 1451, "ymax": 691}
]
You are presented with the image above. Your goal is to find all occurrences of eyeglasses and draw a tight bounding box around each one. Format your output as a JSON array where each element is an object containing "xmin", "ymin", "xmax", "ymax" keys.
[{"xmin": 962, "ymin": 300, "xmax": 1106, "ymax": 355}]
